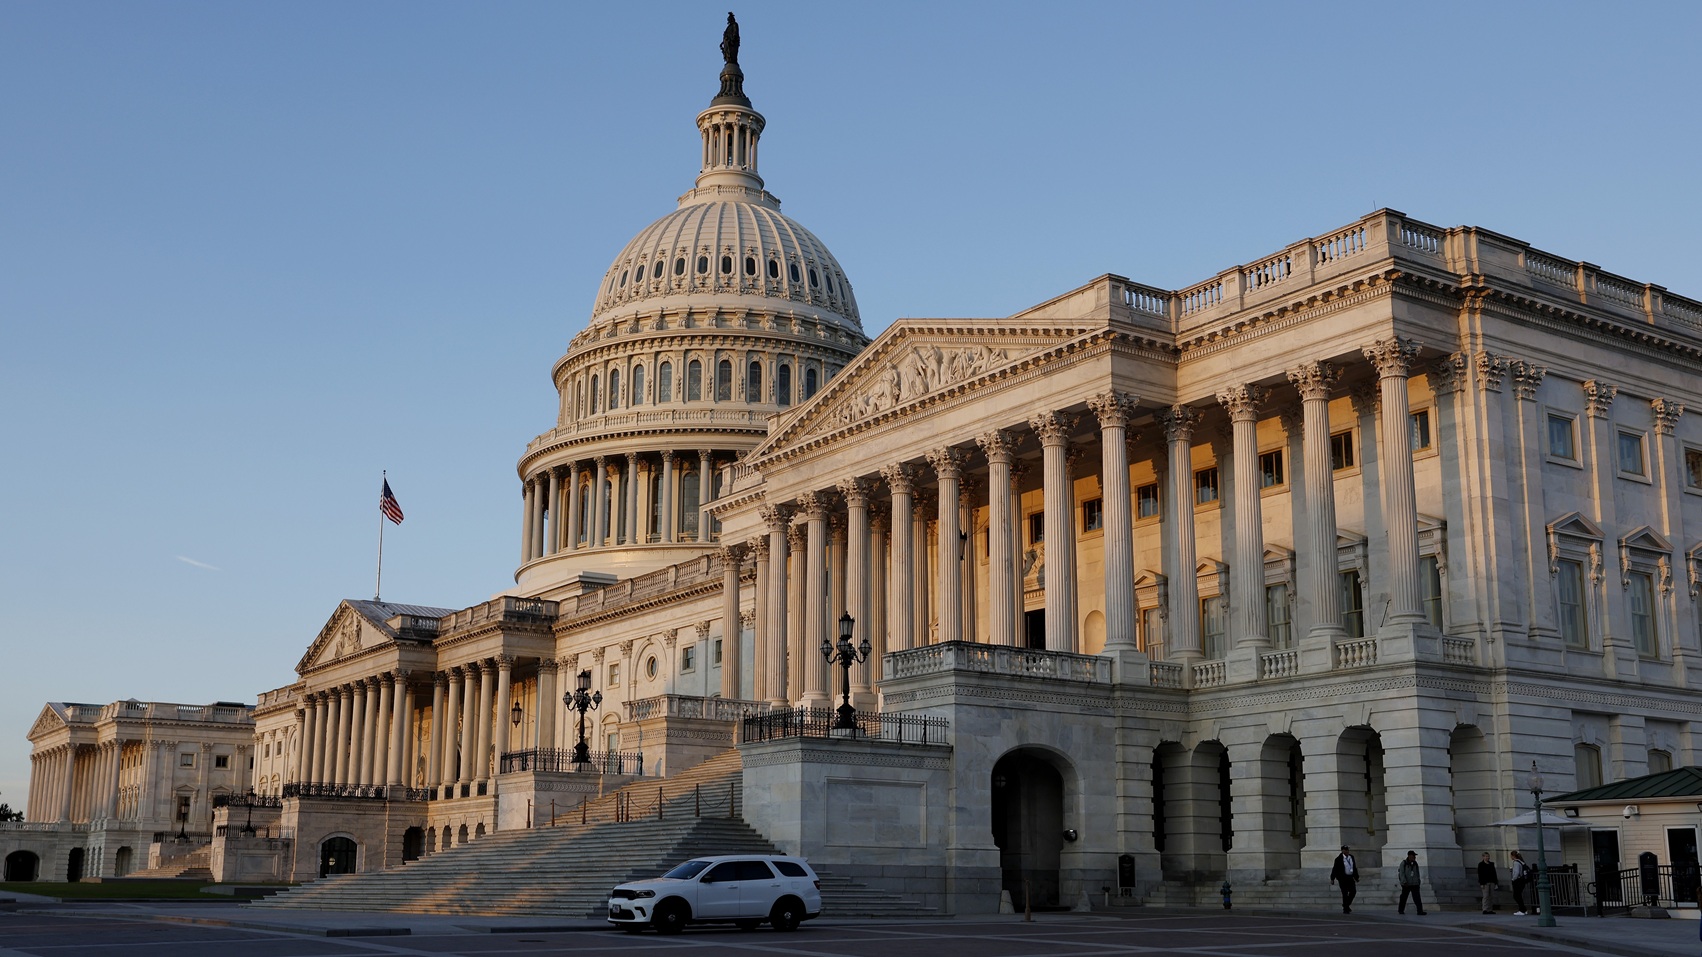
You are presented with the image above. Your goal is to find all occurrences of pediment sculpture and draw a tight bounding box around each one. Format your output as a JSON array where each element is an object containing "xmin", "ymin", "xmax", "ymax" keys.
[{"xmin": 830, "ymin": 343, "xmax": 1012, "ymax": 426}]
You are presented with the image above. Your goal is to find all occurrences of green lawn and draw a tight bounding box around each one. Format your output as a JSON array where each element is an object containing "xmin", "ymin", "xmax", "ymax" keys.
[{"xmin": 0, "ymin": 880, "xmax": 286, "ymax": 900}]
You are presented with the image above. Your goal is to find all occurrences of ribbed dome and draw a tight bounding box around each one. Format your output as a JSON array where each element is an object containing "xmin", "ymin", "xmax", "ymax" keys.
[{"xmin": 591, "ymin": 198, "xmax": 861, "ymax": 331}]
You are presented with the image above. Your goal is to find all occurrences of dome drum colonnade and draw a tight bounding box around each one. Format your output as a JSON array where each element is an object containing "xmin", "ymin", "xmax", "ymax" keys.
[{"xmin": 712, "ymin": 335, "xmax": 1437, "ymax": 706}]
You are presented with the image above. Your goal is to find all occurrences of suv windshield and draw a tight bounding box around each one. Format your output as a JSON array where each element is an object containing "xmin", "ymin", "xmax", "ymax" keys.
[{"xmin": 661, "ymin": 860, "xmax": 712, "ymax": 880}]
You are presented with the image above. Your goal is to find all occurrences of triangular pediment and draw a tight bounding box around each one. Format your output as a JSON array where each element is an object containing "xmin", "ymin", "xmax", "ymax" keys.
[
  {"xmin": 747, "ymin": 317, "xmax": 1108, "ymax": 461},
  {"xmin": 27, "ymin": 703, "xmax": 68, "ymax": 741},
  {"xmin": 1620, "ymin": 526, "xmax": 1672, "ymax": 553},
  {"xmin": 297, "ymin": 601, "xmax": 373, "ymax": 674},
  {"xmin": 1548, "ymin": 511, "xmax": 1602, "ymax": 540}
]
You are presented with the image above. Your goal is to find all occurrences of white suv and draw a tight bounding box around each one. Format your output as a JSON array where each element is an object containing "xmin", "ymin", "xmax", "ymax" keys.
[{"xmin": 607, "ymin": 854, "xmax": 822, "ymax": 934}]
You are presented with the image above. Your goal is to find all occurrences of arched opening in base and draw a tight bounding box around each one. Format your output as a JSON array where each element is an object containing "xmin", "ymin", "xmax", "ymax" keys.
[{"xmin": 991, "ymin": 750, "xmax": 1065, "ymax": 910}]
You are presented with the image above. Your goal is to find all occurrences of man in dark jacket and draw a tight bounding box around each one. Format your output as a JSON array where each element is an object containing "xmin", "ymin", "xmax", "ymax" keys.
[
  {"xmin": 1398, "ymin": 850, "xmax": 1427, "ymax": 915},
  {"xmin": 1478, "ymin": 851, "xmax": 1500, "ymax": 913},
  {"xmin": 1329, "ymin": 845, "xmax": 1359, "ymax": 913}
]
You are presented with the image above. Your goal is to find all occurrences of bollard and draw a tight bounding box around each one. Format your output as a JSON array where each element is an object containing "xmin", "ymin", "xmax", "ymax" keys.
[{"xmin": 1220, "ymin": 880, "xmax": 1233, "ymax": 909}]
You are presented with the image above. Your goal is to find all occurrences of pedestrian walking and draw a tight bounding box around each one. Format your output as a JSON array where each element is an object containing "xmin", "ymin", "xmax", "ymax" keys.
[
  {"xmin": 1477, "ymin": 852, "xmax": 1500, "ymax": 913},
  {"xmin": 1329, "ymin": 845, "xmax": 1359, "ymax": 913},
  {"xmin": 1397, "ymin": 850, "xmax": 1427, "ymax": 915},
  {"xmin": 1509, "ymin": 850, "xmax": 1530, "ymax": 915}
]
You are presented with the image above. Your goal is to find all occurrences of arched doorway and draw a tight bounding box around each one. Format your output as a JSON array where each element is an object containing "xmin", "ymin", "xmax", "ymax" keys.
[
  {"xmin": 402, "ymin": 827, "xmax": 425, "ymax": 862},
  {"xmin": 318, "ymin": 837, "xmax": 357, "ymax": 877},
  {"xmin": 991, "ymin": 751, "xmax": 1065, "ymax": 910},
  {"xmin": 1336, "ymin": 727, "xmax": 1388, "ymax": 867},
  {"xmin": 114, "ymin": 846, "xmax": 134, "ymax": 877},
  {"xmin": 66, "ymin": 847, "xmax": 85, "ymax": 882},
  {"xmin": 4, "ymin": 850, "xmax": 39, "ymax": 881}
]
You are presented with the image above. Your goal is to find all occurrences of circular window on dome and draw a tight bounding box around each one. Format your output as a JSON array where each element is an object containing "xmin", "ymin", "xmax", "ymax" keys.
[
  {"xmin": 808, "ymin": 267, "xmax": 819, "ymax": 287},
  {"xmin": 696, "ymin": 256, "xmax": 708, "ymax": 274},
  {"xmin": 721, "ymin": 255, "xmax": 733, "ymax": 274},
  {"xmin": 767, "ymin": 259, "xmax": 779, "ymax": 279},
  {"xmin": 652, "ymin": 261, "xmax": 664, "ymax": 280},
  {"xmin": 645, "ymin": 656, "xmax": 658, "ymax": 680},
  {"xmin": 745, "ymin": 256, "xmax": 756, "ymax": 275}
]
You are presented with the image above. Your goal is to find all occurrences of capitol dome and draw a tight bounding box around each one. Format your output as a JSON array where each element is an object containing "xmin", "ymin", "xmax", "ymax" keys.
[{"xmin": 512, "ymin": 17, "xmax": 868, "ymax": 596}]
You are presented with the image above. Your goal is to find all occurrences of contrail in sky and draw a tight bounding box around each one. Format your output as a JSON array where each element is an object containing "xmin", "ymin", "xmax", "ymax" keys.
[{"xmin": 176, "ymin": 555, "xmax": 220, "ymax": 571}]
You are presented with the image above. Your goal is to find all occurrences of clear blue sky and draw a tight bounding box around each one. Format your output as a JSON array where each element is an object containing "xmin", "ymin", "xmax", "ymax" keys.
[{"xmin": 2, "ymin": 0, "xmax": 1698, "ymax": 807}]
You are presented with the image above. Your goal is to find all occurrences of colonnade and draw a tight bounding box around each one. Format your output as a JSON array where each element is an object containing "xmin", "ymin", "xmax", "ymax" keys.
[
  {"xmin": 729, "ymin": 337, "xmax": 1431, "ymax": 698},
  {"xmin": 27, "ymin": 737, "xmax": 236, "ymax": 828},
  {"xmin": 521, "ymin": 448, "xmax": 726, "ymax": 563}
]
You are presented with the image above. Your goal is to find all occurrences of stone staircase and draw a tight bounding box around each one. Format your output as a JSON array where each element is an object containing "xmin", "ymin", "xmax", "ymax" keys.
[
  {"xmin": 126, "ymin": 845, "xmax": 212, "ymax": 880},
  {"xmin": 252, "ymin": 748, "xmax": 934, "ymax": 919}
]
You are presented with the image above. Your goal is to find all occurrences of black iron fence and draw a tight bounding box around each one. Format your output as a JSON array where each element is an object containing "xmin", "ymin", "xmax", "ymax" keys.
[
  {"xmin": 212, "ymin": 793, "xmax": 282, "ymax": 809},
  {"xmin": 741, "ymin": 706, "xmax": 949, "ymax": 745},
  {"xmin": 499, "ymin": 749, "xmax": 645, "ymax": 775},
  {"xmin": 1589, "ymin": 863, "xmax": 1702, "ymax": 913},
  {"xmin": 280, "ymin": 782, "xmax": 433, "ymax": 801}
]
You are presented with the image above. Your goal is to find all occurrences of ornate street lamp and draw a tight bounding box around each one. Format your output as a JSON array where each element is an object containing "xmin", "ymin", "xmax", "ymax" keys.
[
  {"xmin": 563, "ymin": 669, "xmax": 603, "ymax": 766},
  {"xmin": 1529, "ymin": 761, "xmax": 1557, "ymax": 927},
  {"xmin": 240, "ymin": 788, "xmax": 256, "ymax": 837},
  {"xmin": 820, "ymin": 612, "xmax": 871, "ymax": 731},
  {"xmin": 510, "ymin": 701, "xmax": 523, "ymax": 728}
]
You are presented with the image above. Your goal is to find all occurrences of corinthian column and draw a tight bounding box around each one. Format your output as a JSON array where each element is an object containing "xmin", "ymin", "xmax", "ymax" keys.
[
  {"xmin": 427, "ymin": 673, "xmax": 446, "ymax": 788},
  {"xmin": 387, "ymin": 671, "xmax": 408, "ymax": 787},
  {"xmin": 659, "ymin": 452, "xmax": 675, "ymax": 543},
  {"xmin": 591, "ymin": 456, "xmax": 609, "ymax": 546},
  {"xmin": 978, "ymin": 431, "xmax": 1018, "ymax": 646},
  {"xmin": 799, "ymin": 491, "xmax": 831, "ymax": 705},
  {"xmin": 838, "ymin": 478, "xmax": 873, "ymax": 692},
  {"xmin": 474, "ymin": 662, "xmax": 494, "ymax": 787},
  {"xmin": 786, "ymin": 523, "xmax": 807, "ymax": 703},
  {"xmin": 1159, "ymin": 405, "xmax": 1204, "ymax": 661},
  {"xmin": 719, "ymin": 545, "xmax": 745, "ymax": 699},
  {"xmin": 299, "ymin": 696, "xmax": 319, "ymax": 785},
  {"xmin": 761, "ymin": 505, "xmax": 792, "ymax": 703},
  {"xmin": 441, "ymin": 668, "xmax": 462, "ymax": 789},
  {"xmin": 625, "ymin": 452, "xmax": 641, "ymax": 545},
  {"xmin": 566, "ymin": 463, "xmax": 582, "ymax": 549},
  {"xmin": 492, "ymin": 656, "xmax": 513, "ymax": 772},
  {"xmin": 882, "ymin": 465, "xmax": 920, "ymax": 651},
  {"xmin": 750, "ymin": 536, "xmax": 771, "ymax": 699},
  {"xmin": 544, "ymin": 469, "xmax": 560, "ymax": 556},
  {"xmin": 1029, "ymin": 411, "xmax": 1079, "ymax": 652},
  {"xmin": 1288, "ymin": 361, "xmax": 1346, "ymax": 656},
  {"xmin": 1089, "ymin": 393, "xmax": 1141, "ymax": 651},
  {"xmin": 1365, "ymin": 337, "xmax": 1426, "ymax": 627},
  {"xmin": 926, "ymin": 449, "xmax": 967, "ymax": 644},
  {"xmin": 1217, "ymin": 385, "xmax": 1270, "ymax": 650},
  {"xmin": 697, "ymin": 449, "xmax": 714, "ymax": 541}
]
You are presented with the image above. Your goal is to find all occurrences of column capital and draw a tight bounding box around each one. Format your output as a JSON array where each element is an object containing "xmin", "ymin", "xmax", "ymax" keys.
[
  {"xmin": 695, "ymin": 620, "xmax": 712, "ymax": 641},
  {"xmin": 590, "ymin": 646, "xmax": 606, "ymax": 665},
  {"xmin": 925, "ymin": 446, "xmax": 968, "ymax": 480},
  {"xmin": 1286, "ymin": 360, "xmax": 1341, "ymax": 400},
  {"xmin": 366, "ymin": 675, "xmax": 383, "ymax": 690},
  {"xmin": 1475, "ymin": 351, "xmax": 1510, "ymax": 392},
  {"xmin": 880, "ymin": 462, "xmax": 921, "ymax": 495},
  {"xmin": 1510, "ymin": 359, "xmax": 1548, "ymax": 401},
  {"xmin": 392, "ymin": 668, "xmax": 412, "ymax": 683},
  {"xmin": 594, "ymin": 454, "xmax": 608, "ymax": 467},
  {"xmin": 977, "ymin": 429, "xmax": 1016, "ymax": 463},
  {"xmin": 696, "ymin": 448, "xmax": 713, "ymax": 459},
  {"xmin": 748, "ymin": 535, "xmax": 770, "ymax": 559},
  {"xmin": 659, "ymin": 449, "xmax": 674, "ymax": 463},
  {"xmin": 538, "ymin": 657, "xmax": 559, "ymax": 675},
  {"xmin": 1215, "ymin": 384, "xmax": 1267, "ymax": 422},
  {"xmin": 1087, "ymin": 391, "xmax": 1140, "ymax": 427},
  {"xmin": 719, "ymin": 543, "xmax": 747, "ymax": 566},
  {"xmin": 433, "ymin": 671, "xmax": 450, "ymax": 688},
  {"xmin": 797, "ymin": 490, "xmax": 833, "ymax": 520},
  {"xmin": 624, "ymin": 451, "xmax": 639, "ymax": 465},
  {"xmin": 741, "ymin": 609, "xmax": 756, "ymax": 627},
  {"xmin": 787, "ymin": 523, "xmax": 808, "ymax": 550},
  {"xmin": 836, "ymin": 477, "xmax": 873, "ymax": 506},
  {"xmin": 1158, "ymin": 404, "xmax": 1203, "ymax": 443},
  {"xmin": 1362, "ymin": 336, "xmax": 1422, "ymax": 378},
  {"xmin": 523, "ymin": 477, "xmax": 536, "ymax": 493},
  {"xmin": 1427, "ymin": 353, "xmax": 1469, "ymax": 394},
  {"xmin": 1584, "ymin": 379, "xmax": 1618, "ymax": 418},
  {"xmin": 662, "ymin": 628, "xmax": 680, "ymax": 650},
  {"xmin": 1027, "ymin": 410, "xmax": 1077, "ymax": 445},
  {"xmin": 1349, "ymin": 382, "xmax": 1380, "ymax": 418},
  {"xmin": 758, "ymin": 502, "xmax": 794, "ymax": 532},
  {"xmin": 1653, "ymin": 398, "xmax": 1685, "ymax": 435},
  {"xmin": 495, "ymin": 654, "xmax": 515, "ymax": 669}
]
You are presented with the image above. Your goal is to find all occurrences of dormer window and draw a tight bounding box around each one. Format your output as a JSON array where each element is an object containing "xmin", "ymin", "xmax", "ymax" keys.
[
  {"xmin": 618, "ymin": 269, "xmax": 628, "ymax": 287},
  {"xmin": 767, "ymin": 259, "xmax": 779, "ymax": 279},
  {"xmin": 696, "ymin": 256, "xmax": 708, "ymax": 274},
  {"xmin": 745, "ymin": 256, "xmax": 757, "ymax": 275},
  {"xmin": 808, "ymin": 267, "xmax": 819, "ymax": 287},
  {"xmin": 652, "ymin": 261, "xmax": 664, "ymax": 279},
  {"xmin": 788, "ymin": 262, "xmax": 801, "ymax": 283},
  {"xmin": 720, "ymin": 255, "xmax": 732, "ymax": 274},
  {"xmin": 673, "ymin": 257, "xmax": 686, "ymax": 276}
]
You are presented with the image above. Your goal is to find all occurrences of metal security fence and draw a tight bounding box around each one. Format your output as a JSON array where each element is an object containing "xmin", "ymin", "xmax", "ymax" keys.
[
  {"xmin": 499, "ymin": 748, "xmax": 645, "ymax": 775},
  {"xmin": 741, "ymin": 707, "xmax": 949, "ymax": 745}
]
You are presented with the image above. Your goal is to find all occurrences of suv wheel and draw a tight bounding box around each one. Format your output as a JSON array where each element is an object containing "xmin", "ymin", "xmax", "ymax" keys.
[
  {"xmin": 769, "ymin": 896, "xmax": 803, "ymax": 932},
  {"xmin": 653, "ymin": 900, "xmax": 689, "ymax": 935}
]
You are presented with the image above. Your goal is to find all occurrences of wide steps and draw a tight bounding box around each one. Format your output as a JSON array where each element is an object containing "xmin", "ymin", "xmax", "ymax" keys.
[{"xmin": 125, "ymin": 846, "xmax": 213, "ymax": 880}]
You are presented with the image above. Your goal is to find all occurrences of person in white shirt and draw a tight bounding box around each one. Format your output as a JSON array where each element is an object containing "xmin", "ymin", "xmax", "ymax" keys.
[{"xmin": 1329, "ymin": 845, "xmax": 1359, "ymax": 913}]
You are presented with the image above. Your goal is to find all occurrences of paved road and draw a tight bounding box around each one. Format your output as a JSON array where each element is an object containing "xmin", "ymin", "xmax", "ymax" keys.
[{"xmin": 2, "ymin": 905, "xmax": 1691, "ymax": 957}]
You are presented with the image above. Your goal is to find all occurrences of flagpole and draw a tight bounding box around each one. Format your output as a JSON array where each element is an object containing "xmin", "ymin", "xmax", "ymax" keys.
[{"xmin": 376, "ymin": 471, "xmax": 386, "ymax": 601}]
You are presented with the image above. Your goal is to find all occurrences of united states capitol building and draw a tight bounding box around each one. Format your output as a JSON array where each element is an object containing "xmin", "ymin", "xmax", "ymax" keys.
[{"xmin": 12, "ymin": 19, "xmax": 1702, "ymax": 914}]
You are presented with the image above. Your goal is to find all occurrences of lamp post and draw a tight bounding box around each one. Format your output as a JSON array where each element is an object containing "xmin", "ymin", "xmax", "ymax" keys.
[
  {"xmin": 240, "ymin": 788, "xmax": 256, "ymax": 837},
  {"xmin": 820, "ymin": 612, "xmax": 871, "ymax": 731},
  {"xmin": 562, "ymin": 670, "xmax": 602, "ymax": 767},
  {"xmin": 1529, "ymin": 761, "xmax": 1557, "ymax": 927},
  {"xmin": 175, "ymin": 805, "xmax": 189, "ymax": 844}
]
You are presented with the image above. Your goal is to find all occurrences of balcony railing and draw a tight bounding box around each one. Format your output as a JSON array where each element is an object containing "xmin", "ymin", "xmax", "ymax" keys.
[
  {"xmin": 884, "ymin": 641, "xmax": 1110, "ymax": 683},
  {"xmin": 626, "ymin": 694, "xmax": 770, "ymax": 722},
  {"xmin": 280, "ymin": 782, "xmax": 432, "ymax": 801},
  {"xmin": 741, "ymin": 707, "xmax": 949, "ymax": 745},
  {"xmin": 499, "ymin": 749, "xmax": 645, "ymax": 775},
  {"xmin": 212, "ymin": 793, "xmax": 282, "ymax": 809}
]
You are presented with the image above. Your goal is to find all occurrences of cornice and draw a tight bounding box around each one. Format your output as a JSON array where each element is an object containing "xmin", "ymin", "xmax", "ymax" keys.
[
  {"xmin": 1176, "ymin": 270, "xmax": 1401, "ymax": 357},
  {"xmin": 553, "ymin": 578, "xmax": 721, "ymax": 632},
  {"xmin": 1460, "ymin": 276, "xmax": 1702, "ymax": 364}
]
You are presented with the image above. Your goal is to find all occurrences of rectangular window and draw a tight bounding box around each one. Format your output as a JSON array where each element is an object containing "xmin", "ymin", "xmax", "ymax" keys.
[
  {"xmin": 1081, "ymin": 498, "xmax": 1103, "ymax": 532},
  {"xmin": 1650, "ymin": 749, "xmax": 1673, "ymax": 774},
  {"xmin": 1340, "ymin": 570, "xmax": 1364, "ymax": 638},
  {"xmin": 1027, "ymin": 512, "xmax": 1044, "ymax": 544},
  {"xmin": 1330, "ymin": 430, "xmax": 1356, "ymax": 471},
  {"xmin": 1194, "ymin": 467, "xmax": 1219, "ymax": 505},
  {"xmin": 1556, "ymin": 558, "xmax": 1587, "ymax": 647},
  {"xmin": 681, "ymin": 646, "xmax": 696, "ymax": 672},
  {"xmin": 213, "ymin": 754, "xmax": 229, "ymax": 770},
  {"xmin": 1140, "ymin": 607, "xmax": 1164, "ymax": 657},
  {"xmin": 1629, "ymin": 571, "xmax": 1658, "ymax": 657},
  {"xmin": 1409, "ymin": 409, "xmax": 1432, "ymax": 452},
  {"xmin": 1259, "ymin": 449, "xmax": 1285, "ymax": 489},
  {"xmin": 179, "ymin": 753, "xmax": 195, "ymax": 768},
  {"xmin": 1421, "ymin": 556, "xmax": 1444, "ymax": 629},
  {"xmin": 1686, "ymin": 448, "xmax": 1702, "ymax": 489},
  {"xmin": 1266, "ymin": 583, "xmax": 1292, "ymax": 648},
  {"xmin": 1618, "ymin": 431, "xmax": 1647, "ymax": 476},
  {"xmin": 1574, "ymin": 744, "xmax": 1603, "ymax": 789},
  {"xmin": 1200, "ymin": 596, "xmax": 1227, "ymax": 659},
  {"xmin": 1136, "ymin": 483, "xmax": 1160, "ymax": 519},
  {"xmin": 1547, "ymin": 413, "xmax": 1576, "ymax": 460},
  {"xmin": 714, "ymin": 639, "xmax": 724, "ymax": 665},
  {"xmin": 608, "ymin": 663, "xmax": 621, "ymax": 686}
]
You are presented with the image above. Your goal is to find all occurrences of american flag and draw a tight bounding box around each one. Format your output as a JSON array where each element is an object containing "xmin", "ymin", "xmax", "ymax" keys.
[{"xmin": 380, "ymin": 479, "xmax": 405, "ymax": 525}]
